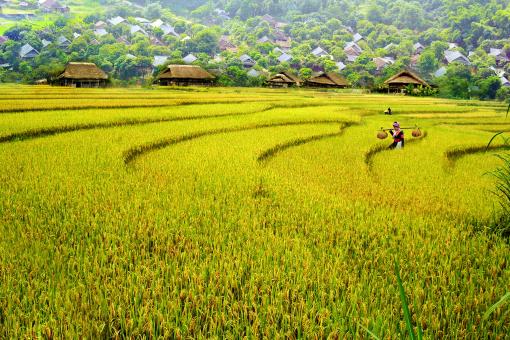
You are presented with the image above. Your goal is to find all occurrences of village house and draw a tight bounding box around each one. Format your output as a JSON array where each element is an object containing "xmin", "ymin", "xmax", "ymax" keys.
[
  {"xmin": 150, "ymin": 37, "xmax": 165, "ymax": 46},
  {"xmin": 108, "ymin": 16, "xmax": 125, "ymax": 26},
  {"xmin": 490, "ymin": 66, "xmax": 506, "ymax": 77},
  {"xmin": 373, "ymin": 57, "xmax": 395, "ymax": 72},
  {"xmin": 19, "ymin": 43, "xmax": 39, "ymax": 58},
  {"xmin": 273, "ymin": 47, "xmax": 283, "ymax": 55},
  {"xmin": 219, "ymin": 35, "xmax": 236, "ymax": 52},
  {"xmin": 160, "ymin": 24, "xmax": 179, "ymax": 37},
  {"xmin": 306, "ymin": 72, "xmax": 349, "ymax": 88},
  {"xmin": 56, "ymin": 35, "xmax": 70, "ymax": 48},
  {"xmin": 275, "ymin": 37, "xmax": 291, "ymax": 51},
  {"xmin": 353, "ymin": 33, "xmax": 364, "ymax": 43},
  {"xmin": 336, "ymin": 61, "xmax": 346, "ymax": 71},
  {"xmin": 500, "ymin": 76, "xmax": 510, "ymax": 87},
  {"xmin": 413, "ymin": 42, "xmax": 425, "ymax": 54},
  {"xmin": 135, "ymin": 17, "xmax": 150, "ymax": 26},
  {"xmin": 384, "ymin": 70, "xmax": 430, "ymax": 93},
  {"xmin": 116, "ymin": 36, "xmax": 130, "ymax": 45},
  {"xmin": 39, "ymin": 0, "xmax": 69, "ymax": 13},
  {"xmin": 344, "ymin": 41, "xmax": 362, "ymax": 62},
  {"xmin": 273, "ymin": 30, "xmax": 288, "ymax": 42},
  {"xmin": 444, "ymin": 50, "xmax": 470, "ymax": 65},
  {"xmin": 277, "ymin": 53, "xmax": 292, "ymax": 63},
  {"xmin": 94, "ymin": 28, "xmax": 108, "ymax": 37},
  {"xmin": 129, "ymin": 25, "xmax": 147, "ymax": 36},
  {"xmin": 94, "ymin": 20, "xmax": 107, "ymax": 29},
  {"xmin": 267, "ymin": 71, "xmax": 302, "ymax": 87},
  {"xmin": 156, "ymin": 65, "xmax": 215, "ymax": 86},
  {"xmin": 489, "ymin": 48, "xmax": 509, "ymax": 66},
  {"xmin": 183, "ymin": 53, "xmax": 198, "ymax": 64},
  {"xmin": 312, "ymin": 47, "xmax": 330, "ymax": 58},
  {"xmin": 151, "ymin": 19, "xmax": 164, "ymax": 29},
  {"xmin": 273, "ymin": 30, "xmax": 291, "ymax": 50},
  {"xmin": 239, "ymin": 54, "xmax": 256, "ymax": 68},
  {"xmin": 346, "ymin": 54, "xmax": 358, "ymax": 63},
  {"xmin": 257, "ymin": 36, "xmax": 272, "ymax": 44},
  {"xmin": 55, "ymin": 62, "xmax": 108, "ymax": 88},
  {"xmin": 153, "ymin": 55, "xmax": 169, "ymax": 68},
  {"xmin": 342, "ymin": 25, "xmax": 354, "ymax": 34}
]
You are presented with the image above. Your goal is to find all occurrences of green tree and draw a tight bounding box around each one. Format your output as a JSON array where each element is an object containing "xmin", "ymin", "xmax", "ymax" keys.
[
  {"xmin": 476, "ymin": 76, "xmax": 501, "ymax": 100},
  {"xmin": 299, "ymin": 67, "xmax": 312, "ymax": 80},
  {"xmin": 417, "ymin": 50, "xmax": 439, "ymax": 75},
  {"xmin": 437, "ymin": 63, "xmax": 472, "ymax": 99}
]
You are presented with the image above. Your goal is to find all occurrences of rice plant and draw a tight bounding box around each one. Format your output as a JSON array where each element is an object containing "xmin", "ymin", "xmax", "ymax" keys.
[{"xmin": 0, "ymin": 85, "xmax": 508, "ymax": 338}]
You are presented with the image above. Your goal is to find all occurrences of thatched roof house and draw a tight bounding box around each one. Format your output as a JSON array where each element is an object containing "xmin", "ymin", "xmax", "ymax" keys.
[
  {"xmin": 306, "ymin": 72, "xmax": 348, "ymax": 88},
  {"xmin": 267, "ymin": 71, "xmax": 302, "ymax": 87},
  {"xmin": 157, "ymin": 65, "xmax": 215, "ymax": 86},
  {"xmin": 40, "ymin": 0, "xmax": 69, "ymax": 13},
  {"xmin": 55, "ymin": 62, "xmax": 108, "ymax": 88},
  {"xmin": 384, "ymin": 70, "xmax": 429, "ymax": 92}
]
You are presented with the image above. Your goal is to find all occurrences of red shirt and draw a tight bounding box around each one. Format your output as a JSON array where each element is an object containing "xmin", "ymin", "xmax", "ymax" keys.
[{"xmin": 392, "ymin": 130, "xmax": 404, "ymax": 143}]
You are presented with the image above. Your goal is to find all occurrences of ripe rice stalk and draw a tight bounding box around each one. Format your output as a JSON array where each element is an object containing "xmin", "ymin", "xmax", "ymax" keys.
[
  {"xmin": 257, "ymin": 122, "xmax": 356, "ymax": 163},
  {"xmin": 123, "ymin": 119, "xmax": 355, "ymax": 165},
  {"xmin": 0, "ymin": 85, "xmax": 509, "ymax": 337},
  {"xmin": 444, "ymin": 144, "xmax": 510, "ymax": 165},
  {"xmin": 0, "ymin": 106, "xmax": 278, "ymax": 144}
]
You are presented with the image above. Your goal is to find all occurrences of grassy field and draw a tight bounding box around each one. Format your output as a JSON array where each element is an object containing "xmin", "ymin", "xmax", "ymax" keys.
[{"xmin": 0, "ymin": 85, "xmax": 508, "ymax": 338}]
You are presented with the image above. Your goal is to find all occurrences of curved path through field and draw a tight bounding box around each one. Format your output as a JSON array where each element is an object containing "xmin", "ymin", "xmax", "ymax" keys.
[{"xmin": 123, "ymin": 120, "xmax": 354, "ymax": 165}]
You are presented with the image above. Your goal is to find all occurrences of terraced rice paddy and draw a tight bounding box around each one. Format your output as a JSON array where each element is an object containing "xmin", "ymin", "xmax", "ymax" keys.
[{"xmin": 0, "ymin": 85, "xmax": 508, "ymax": 338}]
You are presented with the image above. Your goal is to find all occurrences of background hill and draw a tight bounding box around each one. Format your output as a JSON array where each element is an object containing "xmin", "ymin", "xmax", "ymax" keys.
[{"xmin": 1, "ymin": 0, "xmax": 510, "ymax": 99}]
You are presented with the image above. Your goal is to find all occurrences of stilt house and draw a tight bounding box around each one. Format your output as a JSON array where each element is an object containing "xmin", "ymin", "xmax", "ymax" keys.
[
  {"xmin": 55, "ymin": 62, "xmax": 108, "ymax": 88},
  {"xmin": 157, "ymin": 65, "xmax": 215, "ymax": 86},
  {"xmin": 384, "ymin": 70, "xmax": 429, "ymax": 93},
  {"xmin": 305, "ymin": 72, "xmax": 348, "ymax": 88},
  {"xmin": 267, "ymin": 71, "xmax": 302, "ymax": 87}
]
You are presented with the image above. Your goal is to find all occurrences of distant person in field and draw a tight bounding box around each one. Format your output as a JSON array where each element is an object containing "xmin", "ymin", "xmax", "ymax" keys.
[
  {"xmin": 388, "ymin": 122, "xmax": 404, "ymax": 149},
  {"xmin": 385, "ymin": 107, "xmax": 392, "ymax": 115}
]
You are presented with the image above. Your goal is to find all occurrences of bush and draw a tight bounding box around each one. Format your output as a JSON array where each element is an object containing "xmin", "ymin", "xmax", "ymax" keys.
[
  {"xmin": 496, "ymin": 86, "xmax": 510, "ymax": 101},
  {"xmin": 406, "ymin": 84, "xmax": 438, "ymax": 96}
]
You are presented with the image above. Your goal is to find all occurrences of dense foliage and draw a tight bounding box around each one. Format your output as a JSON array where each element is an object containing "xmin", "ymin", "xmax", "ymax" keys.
[{"xmin": 1, "ymin": 0, "xmax": 510, "ymax": 98}]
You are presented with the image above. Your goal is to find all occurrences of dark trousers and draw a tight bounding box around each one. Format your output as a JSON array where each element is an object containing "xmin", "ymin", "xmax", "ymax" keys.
[{"xmin": 389, "ymin": 140, "xmax": 404, "ymax": 149}]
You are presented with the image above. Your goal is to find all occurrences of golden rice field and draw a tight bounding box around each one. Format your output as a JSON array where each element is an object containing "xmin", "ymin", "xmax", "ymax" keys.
[{"xmin": 0, "ymin": 84, "xmax": 508, "ymax": 338}]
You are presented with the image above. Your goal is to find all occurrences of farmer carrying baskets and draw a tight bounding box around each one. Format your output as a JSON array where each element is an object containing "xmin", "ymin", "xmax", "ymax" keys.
[{"xmin": 388, "ymin": 122, "xmax": 404, "ymax": 149}]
